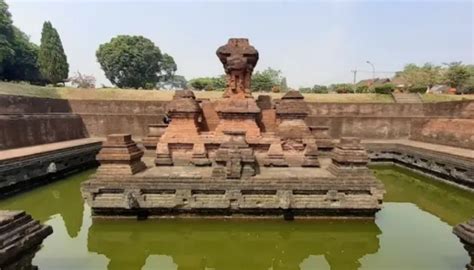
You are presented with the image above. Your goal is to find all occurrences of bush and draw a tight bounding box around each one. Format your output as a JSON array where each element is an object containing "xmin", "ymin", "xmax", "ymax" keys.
[
  {"xmin": 312, "ymin": 85, "xmax": 328, "ymax": 93},
  {"xmin": 459, "ymin": 85, "xmax": 474, "ymax": 94},
  {"xmin": 408, "ymin": 86, "xmax": 426, "ymax": 93},
  {"xmin": 374, "ymin": 83, "xmax": 395, "ymax": 94},
  {"xmin": 356, "ymin": 85, "xmax": 370, "ymax": 93},
  {"xmin": 330, "ymin": 83, "xmax": 352, "ymax": 93},
  {"xmin": 69, "ymin": 72, "xmax": 95, "ymax": 88}
]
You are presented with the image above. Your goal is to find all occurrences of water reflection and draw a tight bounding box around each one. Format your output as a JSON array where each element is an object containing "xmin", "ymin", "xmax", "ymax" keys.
[
  {"xmin": 372, "ymin": 165, "xmax": 474, "ymax": 225},
  {"xmin": 87, "ymin": 219, "xmax": 381, "ymax": 270},
  {"xmin": 0, "ymin": 169, "xmax": 87, "ymax": 238},
  {"xmin": 0, "ymin": 166, "xmax": 472, "ymax": 270}
]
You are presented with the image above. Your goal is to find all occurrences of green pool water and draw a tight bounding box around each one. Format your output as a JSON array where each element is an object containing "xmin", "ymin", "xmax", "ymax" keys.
[{"xmin": 0, "ymin": 165, "xmax": 473, "ymax": 270}]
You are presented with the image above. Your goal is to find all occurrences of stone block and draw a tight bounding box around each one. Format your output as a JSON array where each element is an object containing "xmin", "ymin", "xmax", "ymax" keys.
[
  {"xmin": 0, "ymin": 211, "xmax": 52, "ymax": 267},
  {"xmin": 97, "ymin": 134, "xmax": 146, "ymax": 175},
  {"xmin": 453, "ymin": 218, "xmax": 474, "ymax": 270}
]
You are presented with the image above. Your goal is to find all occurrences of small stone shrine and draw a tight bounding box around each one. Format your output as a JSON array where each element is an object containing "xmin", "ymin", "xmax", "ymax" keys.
[
  {"xmin": 82, "ymin": 38, "xmax": 385, "ymax": 219},
  {"xmin": 0, "ymin": 211, "xmax": 52, "ymax": 269},
  {"xmin": 454, "ymin": 218, "xmax": 474, "ymax": 270}
]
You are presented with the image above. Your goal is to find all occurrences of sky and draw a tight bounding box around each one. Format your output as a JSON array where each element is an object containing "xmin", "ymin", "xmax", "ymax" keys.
[{"xmin": 7, "ymin": 0, "xmax": 474, "ymax": 88}]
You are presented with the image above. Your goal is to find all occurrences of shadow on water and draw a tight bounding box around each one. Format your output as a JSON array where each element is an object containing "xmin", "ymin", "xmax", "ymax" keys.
[{"xmin": 0, "ymin": 165, "xmax": 473, "ymax": 270}]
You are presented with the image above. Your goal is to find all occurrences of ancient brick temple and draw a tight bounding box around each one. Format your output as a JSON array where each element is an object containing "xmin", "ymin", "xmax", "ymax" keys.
[{"xmin": 82, "ymin": 38, "xmax": 385, "ymax": 219}]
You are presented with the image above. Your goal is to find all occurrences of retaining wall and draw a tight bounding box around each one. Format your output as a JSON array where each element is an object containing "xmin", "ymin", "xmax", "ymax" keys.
[{"xmin": 1, "ymin": 94, "xmax": 472, "ymax": 150}]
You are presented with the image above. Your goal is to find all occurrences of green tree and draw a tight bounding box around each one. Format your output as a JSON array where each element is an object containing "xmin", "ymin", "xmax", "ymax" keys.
[
  {"xmin": 38, "ymin": 21, "xmax": 69, "ymax": 85},
  {"xmin": 158, "ymin": 74, "xmax": 187, "ymax": 90},
  {"xmin": 0, "ymin": 0, "xmax": 15, "ymax": 76},
  {"xmin": 312, "ymin": 84, "xmax": 328, "ymax": 93},
  {"xmin": 280, "ymin": 77, "xmax": 288, "ymax": 92},
  {"xmin": 97, "ymin": 35, "xmax": 175, "ymax": 89},
  {"xmin": 159, "ymin": 53, "xmax": 177, "ymax": 83},
  {"xmin": 2, "ymin": 27, "xmax": 41, "ymax": 82},
  {"xmin": 0, "ymin": 1, "xmax": 42, "ymax": 83},
  {"xmin": 189, "ymin": 76, "xmax": 225, "ymax": 91},
  {"xmin": 443, "ymin": 62, "xmax": 471, "ymax": 94},
  {"xmin": 396, "ymin": 63, "xmax": 442, "ymax": 90},
  {"xmin": 251, "ymin": 67, "xmax": 283, "ymax": 92}
]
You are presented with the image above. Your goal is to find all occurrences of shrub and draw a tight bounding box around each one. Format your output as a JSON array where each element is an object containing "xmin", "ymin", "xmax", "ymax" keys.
[
  {"xmin": 374, "ymin": 83, "xmax": 395, "ymax": 94},
  {"xmin": 408, "ymin": 86, "xmax": 427, "ymax": 94},
  {"xmin": 356, "ymin": 85, "xmax": 370, "ymax": 93},
  {"xmin": 69, "ymin": 72, "xmax": 95, "ymax": 88},
  {"xmin": 459, "ymin": 85, "xmax": 474, "ymax": 94},
  {"xmin": 330, "ymin": 83, "xmax": 352, "ymax": 93}
]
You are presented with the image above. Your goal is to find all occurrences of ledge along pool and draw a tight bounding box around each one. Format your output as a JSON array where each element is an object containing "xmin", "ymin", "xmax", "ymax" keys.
[{"xmin": 0, "ymin": 165, "xmax": 473, "ymax": 270}]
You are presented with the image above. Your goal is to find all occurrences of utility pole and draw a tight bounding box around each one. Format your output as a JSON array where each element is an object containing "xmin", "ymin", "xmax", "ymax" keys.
[
  {"xmin": 366, "ymin": 61, "xmax": 375, "ymax": 82},
  {"xmin": 351, "ymin": 69, "xmax": 357, "ymax": 93},
  {"xmin": 351, "ymin": 69, "xmax": 357, "ymax": 84}
]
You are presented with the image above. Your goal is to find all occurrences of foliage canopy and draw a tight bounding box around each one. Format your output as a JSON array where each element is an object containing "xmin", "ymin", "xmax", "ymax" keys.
[
  {"xmin": 38, "ymin": 21, "xmax": 69, "ymax": 85},
  {"xmin": 96, "ymin": 35, "xmax": 176, "ymax": 89}
]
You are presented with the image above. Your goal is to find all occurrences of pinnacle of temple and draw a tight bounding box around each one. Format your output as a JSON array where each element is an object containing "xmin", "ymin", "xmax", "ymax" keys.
[
  {"xmin": 214, "ymin": 38, "xmax": 262, "ymax": 137},
  {"xmin": 216, "ymin": 38, "xmax": 259, "ymax": 99}
]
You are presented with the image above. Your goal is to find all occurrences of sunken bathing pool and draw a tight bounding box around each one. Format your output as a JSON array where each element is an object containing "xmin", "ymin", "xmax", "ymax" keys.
[{"xmin": 0, "ymin": 165, "xmax": 472, "ymax": 270}]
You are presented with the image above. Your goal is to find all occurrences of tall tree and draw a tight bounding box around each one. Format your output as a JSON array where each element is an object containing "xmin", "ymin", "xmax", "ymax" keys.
[
  {"xmin": 38, "ymin": 21, "xmax": 69, "ymax": 85},
  {"xmin": 443, "ymin": 62, "xmax": 471, "ymax": 94},
  {"xmin": 0, "ymin": 0, "xmax": 14, "ymax": 76}
]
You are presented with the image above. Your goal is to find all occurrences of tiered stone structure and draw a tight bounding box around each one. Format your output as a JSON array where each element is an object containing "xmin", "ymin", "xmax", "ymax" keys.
[
  {"xmin": 454, "ymin": 218, "xmax": 474, "ymax": 270},
  {"xmin": 96, "ymin": 134, "xmax": 146, "ymax": 176},
  {"xmin": 0, "ymin": 211, "xmax": 52, "ymax": 269},
  {"xmin": 328, "ymin": 137, "xmax": 372, "ymax": 177},
  {"xmin": 212, "ymin": 131, "xmax": 257, "ymax": 179},
  {"xmin": 142, "ymin": 123, "xmax": 167, "ymax": 150},
  {"xmin": 82, "ymin": 38, "xmax": 385, "ymax": 219},
  {"xmin": 309, "ymin": 125, "xmax": 335, "ymax": 152}
]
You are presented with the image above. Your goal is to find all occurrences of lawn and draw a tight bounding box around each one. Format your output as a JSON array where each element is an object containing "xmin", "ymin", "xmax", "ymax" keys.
[{"xmin": 0, "ymin": 82, "xmax": 472, "ymax": 103}]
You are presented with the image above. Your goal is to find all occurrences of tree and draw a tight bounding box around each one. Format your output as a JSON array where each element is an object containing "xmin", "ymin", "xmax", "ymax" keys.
[
  {"xmin": 443, "ymin": 62, "xmax": 471, "ymax": 94},
  {"xmin": 158, "ymin": 74, "xmax": 187, "ymax": 90},
  {"xmin": 0, "ymin": 0, "xmax": 14, "ymax": 75},
  {"xmin": 189, "ymin": 76, "xmax": 225, "ymax": 91},
  {"xmin": 38, "ymin": 21, "xmax": 69, "ymax": 85},
  {"xmin": 159, "ymin": 53, "xmax": 177, "ymax": 83},
  {"xmin": 279, "ymin": 77, "xmax": 288, "ymax": 92},
  {"xmin": 395, "ymin": 63, "xmax": 442, "ymax": 90},
  {"xmin": 251, "ymin": 67, "xmax": 284, "ymax": 92},
  {"xmin": 0, "ymin": 1, "xmax": 42, "ymax": 83},
  {"xmin": 97, "ymin": 35, "xmax": 177, "ymax": 89},
  {"xmin": 312, "ymin": 85, "xmax": 328, "ymax": 93},
  {"xmin": 69, "ymin": 72, "xmax": 96, "ymax": 88}
]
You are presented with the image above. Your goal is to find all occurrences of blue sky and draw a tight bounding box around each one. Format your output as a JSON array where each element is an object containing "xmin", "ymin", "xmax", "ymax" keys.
[{"xmin": 8, "ymin": 0, "xmax": 474, "ymax": 88}]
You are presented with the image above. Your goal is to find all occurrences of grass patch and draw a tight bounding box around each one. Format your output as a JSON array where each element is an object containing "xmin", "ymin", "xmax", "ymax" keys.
[{"xmin": 0, "ymin": 82, "xmax": 472, "ymax": 103}]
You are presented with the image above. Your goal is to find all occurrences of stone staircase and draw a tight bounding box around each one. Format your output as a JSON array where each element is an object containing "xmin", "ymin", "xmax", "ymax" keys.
[{"xmin": 391, "ymin": 93, "xmax": 423, "ymax": 103}]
